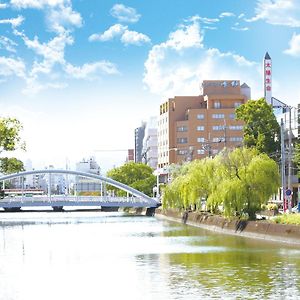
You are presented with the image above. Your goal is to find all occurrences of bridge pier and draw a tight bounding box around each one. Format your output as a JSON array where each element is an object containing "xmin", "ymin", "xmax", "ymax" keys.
[
  {"xmin": 4, "ymin": 207, "xmax": 21, "ymax": 212},
  {"xmin": 146, "ymin": 207, "xmax": 156, "ymax": 216},
  {"xmin": 52, "ymin": 206, "xmax": 64, "ymax": 212}
]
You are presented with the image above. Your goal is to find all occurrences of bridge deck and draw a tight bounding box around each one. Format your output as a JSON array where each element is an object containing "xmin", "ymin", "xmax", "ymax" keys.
[{"xmin": 0, "ymin": 196, "xmax": 158, "ymax": 209}]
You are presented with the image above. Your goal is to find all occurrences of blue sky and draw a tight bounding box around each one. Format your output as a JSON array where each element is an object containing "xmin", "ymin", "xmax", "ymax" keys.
[{"xmin": 0, "ymin": 0, "xmax": 300, "ymax": 171}]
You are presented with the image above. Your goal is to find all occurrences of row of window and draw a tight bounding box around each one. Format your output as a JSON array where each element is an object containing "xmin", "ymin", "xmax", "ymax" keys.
[
  {"xmin": 176, "ymin": 125, "xmax": 243, "ymax": 132},
  {"xmin": 197, "ymin": 113, "xmax": 236, "ymax": 120},
  {"xmin": 213, "ymin": 102, "xmax": 242, "ymax": 109},
  {"xmin": 177, "ymin": 149, "xmax": 219, "ymax": 155},
  {"xmin": 177, "ymin": 137, "xmax": 243, "ymax": 144}
]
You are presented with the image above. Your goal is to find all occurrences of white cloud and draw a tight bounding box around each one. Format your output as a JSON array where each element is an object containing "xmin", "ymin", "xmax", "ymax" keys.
[
  {"xmin": 11, "ymin": 0, "xmax": 82, "ymax": 33},
  {"xmin": 0, "ymin": 3, "xmax": 8, "ymax": 8},
  {"xmin": 121, "ymin": 29, "xmax": 151, "ymax": 45},
  {"xmin": 0, "ymin": 36, "xmax": 17, "ymax": 52},
  {"xmin": 110, "ymin": 3, "xmax": 141, "ymax": 23},
  {"xmin": 47, "ymin": 4, "xmax": 82, "ymax": 33},
  {"xmin": 247, "ymin": 0, "xmax": 300, "ymax": 27},
  {"xmin": 231, "ymin": 26, "xmax": 249, "ymax": 31},
  {"xmin": 0, "ymin": 15, "xmax": 24, "ymax": 27},
  {"xmin": 203, "ymin": 26, "xmax": 217, "ymax": 30},
  {"xmin": 143, "ymin": 18, "xmax": 261, "ymax": 99},
  {"xmin": 64, "ymin": 61, "xmax": 119, "ymax": 79},
  {"xmin": 195, "ymin": 16, "xmax": 219, "ymax": 24},
  {"xmin": 0, "ymin": 56, "xmax": 26, "ymax": 78},
  {"xmin": 10, "ymin": 0, "xmax": 66, "ymax": 9},
  {"xmin": 238, "ymin": 13, "xmax": 245, "ymax": 19},
  {"xmin": 89, "ymin": 24, "xmax": 150, "ymax": 46},
  {"xmin": 89, "ymin": 24, "xmax": 127, "ymax": 42},
  {"xmin": 284, "ymin": 33, "xmax": 300, "ymax": 56},
  {"xmin": 219, "ymin": 12, "xmax": 235, "ymax": 18}
]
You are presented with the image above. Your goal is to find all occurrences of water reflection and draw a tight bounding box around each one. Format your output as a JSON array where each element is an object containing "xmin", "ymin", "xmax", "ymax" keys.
[{"xmin": 0, "ymin": 211, "xmax": 299, "ymax": 299}]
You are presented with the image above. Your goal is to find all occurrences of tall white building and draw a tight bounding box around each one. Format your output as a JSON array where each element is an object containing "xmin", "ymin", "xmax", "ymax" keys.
[
  {"xmin": 142, "ymin": 117, "xmax": 158, "ymax": 169},
  {"xmin": 75, "ymin": 157, "xmax": 101, "ymax": 194}
]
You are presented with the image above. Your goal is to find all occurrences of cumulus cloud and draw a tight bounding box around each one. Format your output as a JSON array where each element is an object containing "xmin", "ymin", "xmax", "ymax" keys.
[
  {"xmin": 89, "ymin": 24, "xmax": 127, "ymax": 42},
  {"xmin": 246, "ymin": 0, "xmax": 300, "ymax": 27},
  {"xmin": 110, "ymin": 3, "xmax": 141, "ymax": 23},
  {"xmin": 89, "ymin": 24, "xmax": 151, "ymax": 46},
  {"xmin": 120, "ymin": 30, "xmax": 151, "ymax": 45},
  {"xmin": 284, "ymin": 33, "xmax": 300, "ymax": 56},
  {"xmin": 0, "ymin": 3, "xmax": 8, "ymax": 8},
  {"xmin": 143, "ymin": 18, "xmax": 261, "ymax": 98}
]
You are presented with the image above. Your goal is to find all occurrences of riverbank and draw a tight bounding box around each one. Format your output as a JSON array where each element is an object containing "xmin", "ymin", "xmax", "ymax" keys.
[{"xmin": 155, "ymin": 208, "xmax": 300, "ymax": 246}]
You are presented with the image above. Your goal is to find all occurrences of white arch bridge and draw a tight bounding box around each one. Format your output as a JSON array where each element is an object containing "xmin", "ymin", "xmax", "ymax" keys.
[{"xmin": 0, "ymin": 169, "xmax": 160, "ymax": 215}]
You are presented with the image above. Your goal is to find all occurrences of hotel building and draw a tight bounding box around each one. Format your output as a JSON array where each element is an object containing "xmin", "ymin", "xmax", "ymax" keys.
[{"xmin": 158, "ymin": 80, "xmax": 251, "ymax": 168}]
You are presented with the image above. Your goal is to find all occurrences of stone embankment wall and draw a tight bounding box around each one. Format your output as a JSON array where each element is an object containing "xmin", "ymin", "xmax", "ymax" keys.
[{"xmin": 155, "ymin": 209, "xmax": 300, "ymax": 245}]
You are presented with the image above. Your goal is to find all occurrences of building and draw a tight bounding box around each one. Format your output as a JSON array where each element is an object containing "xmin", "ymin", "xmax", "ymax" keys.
[
  {"xmin": 158, "ymin": 80, "xmax": 250, "ymax": 168},
  {"xmin": 126, "ymin": 149, "xmax": 134, "ymax": 162},
  {"xmin": 74, "ymin": 157, "xmax": 102, "ymax": 194},
  {"xmin": 141, "ymin": 116, "xmax": 158, "ymax": 169},
  {"xmin": 134, "ymin": 122, "xmax": 146, "ymax": 163}
]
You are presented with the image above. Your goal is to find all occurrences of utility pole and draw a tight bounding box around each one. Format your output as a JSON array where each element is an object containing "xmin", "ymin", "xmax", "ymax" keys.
[
  {"xmin": 280, "ymin": 118, "xmax": 286, "ymax": 211},
  {"xmin": 288, "ymin": 106, "xmax": 293, "ymax": 212}
]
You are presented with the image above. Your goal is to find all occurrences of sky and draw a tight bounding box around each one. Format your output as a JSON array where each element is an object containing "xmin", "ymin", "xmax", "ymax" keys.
[{"xmin": 0, "ymin": 0, "xmax": 300, "ymax": 172}]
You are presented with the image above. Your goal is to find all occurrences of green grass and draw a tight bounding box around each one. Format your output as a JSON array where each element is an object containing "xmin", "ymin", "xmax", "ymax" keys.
[{"xmin": 273, "ymin": 214, "xmax": 300, "ymax": 225}]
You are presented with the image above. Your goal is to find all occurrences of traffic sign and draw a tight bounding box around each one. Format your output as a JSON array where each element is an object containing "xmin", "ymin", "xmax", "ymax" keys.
[{"xmin": 285, "ymin": 189, "xmax": 292, "ymax": 196}]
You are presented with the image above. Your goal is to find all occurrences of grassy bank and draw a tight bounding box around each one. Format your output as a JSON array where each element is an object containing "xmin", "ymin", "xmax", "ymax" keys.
[{"xmin": 273, "ymin": 213, "xmax": 300, "ymax": 225}]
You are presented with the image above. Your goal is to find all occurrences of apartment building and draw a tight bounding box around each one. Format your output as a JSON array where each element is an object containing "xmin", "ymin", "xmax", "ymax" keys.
[{"xmin": 158, "ymin": 80, "xmax": 250, "ymax": 168}]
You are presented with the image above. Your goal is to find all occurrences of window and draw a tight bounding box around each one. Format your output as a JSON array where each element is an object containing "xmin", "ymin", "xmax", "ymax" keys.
[
  {"xmin": 234, "ymin": 102, "xmax": 242, "ymax": 108},
  {"xmin": 196, "ymin": 126, "xmax": 205, "ymax": 131},
  {"xmin": 212, "ymin": 125, "xmax": 224, "ymax": 131},
  {"xmin": 197, "ymin": 114, "xmax": 205, "ymax": 120},
  {"xmin": 197, "ymin": 137, "xmax": 205, "ymax": 143},
  {"xmin": 212, "ymin": 149, "xmax": 219, "ymax": 155},
  {"xmin": 197, "ymin": 149, "xmax": 205, "ymax": 155},
  {"xmin": 177, "ymin": 126, "xmax": 188, "ymax": 132},
  {"xmin": 229, "ymin": 137, "xmax": 243, "ymax": 142},
  {"xmin": 178, "ymin": 150, "xmax": 188, "ymax": 155},
  {"xmin": 177, "ymin": 138, "xmax": 188, "ymax": 144},
  {"xmin": 229, "ymin": 113, "xmax": 235, "ymax": 119},
  {"xmin": 212, "ymin": 114, "xmax": 225, "ymax": 119},
  {"xmin": 214, "ymin": 101, "xmax": 221, "ymax": 108},
  {"xmin": 212, "ymin": 137, "xmax": 225, "ymax": 142},
  {"xmin": 229, "ymin": 125, "xmax": 243, "ymax": 130}
]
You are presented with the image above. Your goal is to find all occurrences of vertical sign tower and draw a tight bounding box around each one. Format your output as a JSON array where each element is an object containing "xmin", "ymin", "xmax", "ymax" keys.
[{"xmin": 264, "ymin": 52, "xmax": 272, "ymax": 105}]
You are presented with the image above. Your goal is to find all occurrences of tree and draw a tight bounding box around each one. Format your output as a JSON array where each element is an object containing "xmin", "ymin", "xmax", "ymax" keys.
[
  {"xmin": 0, "ymin": 157, "xmax": 24, "ymax": 174},
  {"xmin": 293, "ymin": 142, "xmax": 300, "ymax": 178},
  {"xmin": 106, "ymin": 162, "xmax": 156, "ymax": 197},
  {"xmin": 0, "ymin": 117, "xmax": 26, "ymax": 174},
  {"xmin": 208, "ymin": 148, "xmax": 280, "ymax": 219},
  {"xmin": 162, "ymin": 148, "xmax": 280, "ymax": 219},
  {"xmin": 0, "ymin": 118, "xmax": 25, "ymax": 154},
  {"xmin": 236, "ymin": 98, "xmax": 280, "ymax": 157}
]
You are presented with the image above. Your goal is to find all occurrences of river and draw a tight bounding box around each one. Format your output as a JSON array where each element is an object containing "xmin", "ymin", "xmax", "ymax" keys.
[{"xmin": 0, "ymin": 211, "xmax": 299, "ymax": 300}]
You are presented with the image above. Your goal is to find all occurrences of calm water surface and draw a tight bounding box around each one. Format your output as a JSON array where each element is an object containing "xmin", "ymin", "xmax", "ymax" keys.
[{"xmin": 0, "ymin": 211, "xmax": 299, "ymax": 300}]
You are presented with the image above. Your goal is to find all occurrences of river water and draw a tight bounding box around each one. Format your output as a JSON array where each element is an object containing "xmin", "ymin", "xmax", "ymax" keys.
[{"xmin": 0, "ymin": 211, "xmax": 299, "ymax": 300}]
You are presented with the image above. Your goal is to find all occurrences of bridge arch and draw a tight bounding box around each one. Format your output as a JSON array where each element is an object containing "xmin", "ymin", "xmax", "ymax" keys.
[{"xmin": 0, "ymin": 169, "xmax": 158, "ymax": 206}]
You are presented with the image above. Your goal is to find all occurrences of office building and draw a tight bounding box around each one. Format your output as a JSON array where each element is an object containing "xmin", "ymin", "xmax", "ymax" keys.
[
  {"xmin": 158, "ymin": 80, "xmax": 250, "ymax": 168},
  {"xmin": 142, "ymin": 116, "xmax": 158, "ymax": 169},
  {"xmin": 134, "ymin": 122, "xmax": 146, "ymax": 163}
]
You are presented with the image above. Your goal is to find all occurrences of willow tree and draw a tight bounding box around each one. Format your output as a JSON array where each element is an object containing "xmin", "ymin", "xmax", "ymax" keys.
[{"xmin": 207, "ymin": 148, "xmax": 280, "ymax": 219}]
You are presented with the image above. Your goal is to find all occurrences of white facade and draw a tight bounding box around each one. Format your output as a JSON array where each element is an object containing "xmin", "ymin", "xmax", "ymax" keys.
[
  {"xmin": 75, "ymin": 157, "xmax": 101, "ymax": 194},
  {"xmin": 142, "ymin": 117, "xmax": 158, "ymax": 169}
]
